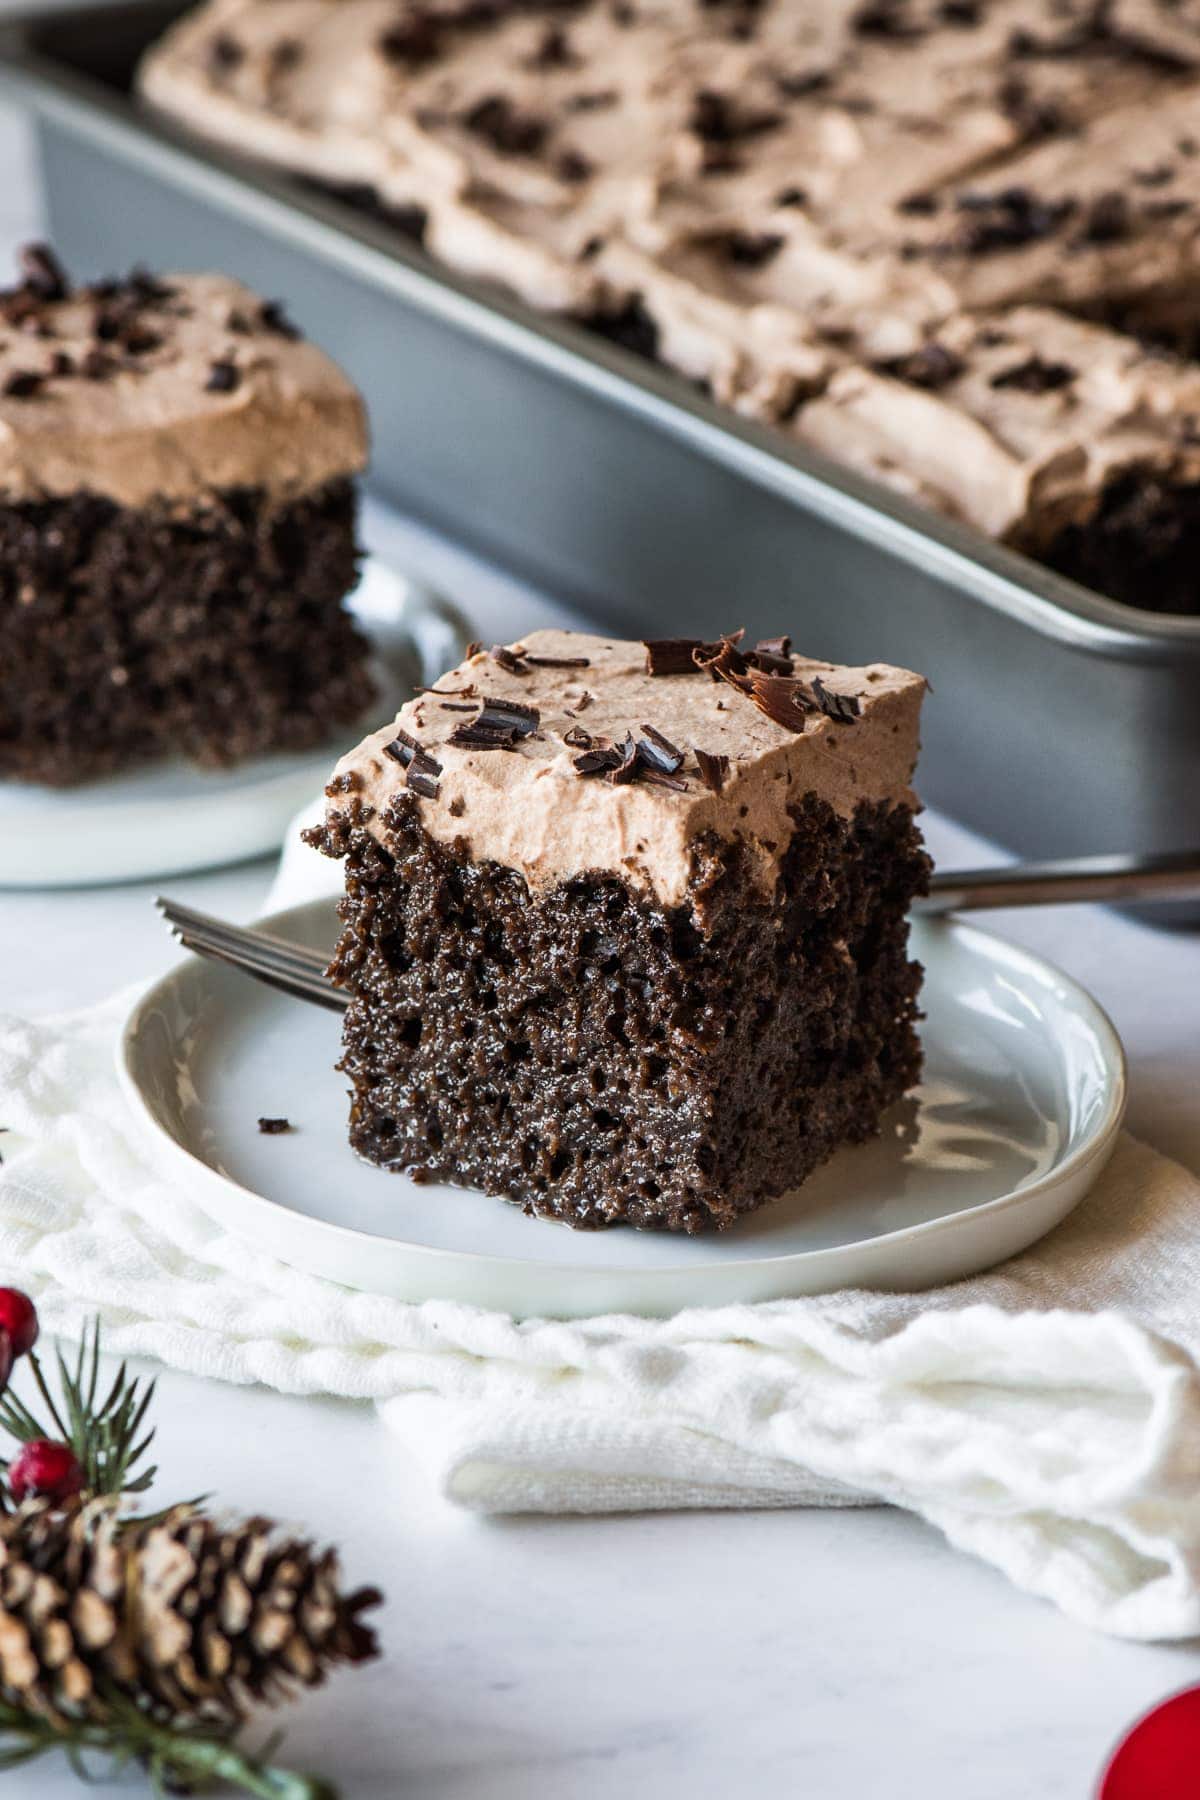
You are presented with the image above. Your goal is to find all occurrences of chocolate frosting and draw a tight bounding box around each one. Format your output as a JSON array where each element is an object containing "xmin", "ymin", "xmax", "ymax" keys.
[
  {"xmin": 795, "ymin": 307, "xmax": 1200, "ymax": 544},
  {"xmin": 0, "ymin": 269, "xmax": 366, "ymax": 507},
  {"xmin": 140, "ymin": 0, "xmax": 1200, "ymax": 526},
  {"xmin": 329, "ymin": 629, "xmax": 925, "ymax": 909}
]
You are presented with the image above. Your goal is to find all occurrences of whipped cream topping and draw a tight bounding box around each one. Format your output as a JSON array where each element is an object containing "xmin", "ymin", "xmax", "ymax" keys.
[
  {"xmin": 328, "ymin": 629, "xmax": 925, "ymax": 910},
  {"xmin": 0, "ymin": 269, "xmax": 366, "ymax": 507}
]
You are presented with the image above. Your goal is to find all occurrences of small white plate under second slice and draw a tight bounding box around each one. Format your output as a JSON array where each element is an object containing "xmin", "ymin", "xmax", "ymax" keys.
[
  {"xmin": 0, "ymin": 559, "xmax": 466, "ymax": 889},
  {"xmin": 118, "ymin": 903, "xmax": 1127, "ymax": 1320}
]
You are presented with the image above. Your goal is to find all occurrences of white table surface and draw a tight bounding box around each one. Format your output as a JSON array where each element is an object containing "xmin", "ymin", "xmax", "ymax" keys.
[{"xmin": 3, "ymin": 98, "xmax": 1200, "ymax": 1800}]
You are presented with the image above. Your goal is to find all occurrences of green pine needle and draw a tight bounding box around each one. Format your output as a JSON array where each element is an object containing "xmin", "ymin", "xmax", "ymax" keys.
[
  {"xmin": 0, "ymin": 1319, "xmax": 159, "ymax": 1497},
  {"xmin": 0, "ymin": 1694, "xmax": 338, "ymax": 1799}
]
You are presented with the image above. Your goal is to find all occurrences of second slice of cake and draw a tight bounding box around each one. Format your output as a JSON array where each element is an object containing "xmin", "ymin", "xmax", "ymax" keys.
[
  {"xmin": 0, "ymin": 248, "xmax": 371, "ymax": 784},
  {"xmin": 308, "ymin": 630, "xmax": 929, "ymax": 1233}
]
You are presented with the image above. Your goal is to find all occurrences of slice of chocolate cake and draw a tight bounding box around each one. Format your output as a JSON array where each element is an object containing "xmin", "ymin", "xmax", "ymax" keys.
[
  {"xmin": 0, "ymin": 247, "xmax": 372, "ymax": 785},
  {"xmin": 306, "ymin": 630, "xmax": 929, "ymax": 1233}
]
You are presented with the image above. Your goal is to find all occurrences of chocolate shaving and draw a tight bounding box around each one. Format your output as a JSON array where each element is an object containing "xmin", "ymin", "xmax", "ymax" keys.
[
  {"xmin": 382, "ymin": 729, "xmax": 424, "ymax": 765},
  {"xmin": 257, "ymin": 1116, "xmax": 292, "ymax": 1134},
  {"xmin": 524, "ymin": 653, "xmax": 590, "ymax": 668},
  {"xmin": 694, "ymin": 634, "xmax": 753, "ymax": 690},
  {"xmin": 694, "ymin": 748, "xmax": 730, "ymax": 792},
  {"xmin": 488, "ymin": 643, "xmax": 530, "ymax": 673},
  {"xmin": 439, "ymin": 701, "xmax": 478, "ymax": 712},
  {"xmin": 563, "ymin": 724, "xmax": 593, "ymax": 748},
  {"xmin": 643, "ymin": 637, "xmax": 719, "ymax": 675},
  {"xmin": 749, "ymin": 635, "xmax": 794, "ymax": 675},
  {"xmin": 745, "ymin": 670, "xmax": 812, "ymax": 733},
  {"xmin": 573, "ymin": 745, "xmax": 622, "ymax": 777},
  {"xmin": 464, "ymin": 640, "xmax": 483, "ymax": 659},
  {"xmin": 811, "ymin": 675, "xmax": 862, "ymax": 722},
  {"xmin": 382, "ymin": 729, "xmax": 443, "ymax": 793},
  {"xmin": 407, "ymin": 764, "xmax": 442, "ymax": 798},
  {"xmin": 637, "ymin": 724, "xmax": 684, "ymax": 774},
  {"xmin": 19, "ymin": 243, "xmax": 68, "ymax": 302},
  {"xmin": 205, "ymin": 359, "xmax": 241, "ymax": 393},
  {"xmin": 449, "ymin": 694, "xmax": 540, "ymax": 748},
  {"xmin": 609, "ymin": 732, "xmax": 641, "ymax": 785}
]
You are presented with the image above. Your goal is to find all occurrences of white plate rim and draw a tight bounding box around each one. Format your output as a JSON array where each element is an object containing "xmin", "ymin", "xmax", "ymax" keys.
[{"xmin": 116, "ymin": 906, "xmax": 1128, "ymax": 1280}]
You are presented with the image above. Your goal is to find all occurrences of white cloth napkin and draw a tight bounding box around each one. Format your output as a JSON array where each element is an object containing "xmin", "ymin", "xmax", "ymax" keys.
[{"xmin": 2, "ymin": 826, "xmax": 1200, "ymax": 1643}]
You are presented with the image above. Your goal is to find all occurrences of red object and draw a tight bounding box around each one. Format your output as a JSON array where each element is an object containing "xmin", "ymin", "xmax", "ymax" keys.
[
  {"xmin": 1100, "ymin": 1686, "xmax": 1200, "ymax": 1798},
  {"xmin": 9, "ymin": 1439, "xmax": 84, "ymax": 1504},
  {"xmin": 0, "ymin": 1288, "xmax": 39, "ymax": 1360}
]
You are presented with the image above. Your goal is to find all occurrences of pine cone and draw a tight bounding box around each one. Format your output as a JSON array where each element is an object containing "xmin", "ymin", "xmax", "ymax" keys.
[{"xmin": 0, "ymin": 1499, "xmax": 380, "ymax": 1730}]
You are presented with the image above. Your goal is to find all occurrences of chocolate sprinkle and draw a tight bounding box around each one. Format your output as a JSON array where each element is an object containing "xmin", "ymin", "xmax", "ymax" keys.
[
  {"xmin": 880, "ymin": 341, "xmax": 964, "ymax": 390},
  {"xmin": 2, "ymin": 370, "xmax": 43, "ymax": 399},
  {"xmin": 694, "ymin": 748, "xmax": 730, "ymax": 792},
  {"xmin": 725, "ymin": 231, "xmax": 784, "ymax": 269},
  {"xmin": 80, "ymin": 348, "xmax": 114, "ymax": 381},
  {"xmin": 524, "ymin": 653, "xmax": 590, "ymax": 668},
  {"xmin": 954, "ymin": 186, "xmax": 1076, "ymax": 255},
  {"xmin": 811, "ymin": 675, "xmax": 862, "ymax": 722},
  {"xmin": 379, "ymin": 11, "xmax": 442, "ymax": 66},
  {"xmin": 210, "ymin": 31, "xmax": 244, "ymax": 70},
  {"xmin": 19, "ymin": 243, "xmax": 68, "ymax": 302},
  {"xmin": 260, "ymin": 299, "xmax": 302, "ymax": 340},
  {"xmin": 464, "ymin": 95, "xmax": 548, "ymax": 157},
  {"xmin": 205, "ymin": 359, "xmax": 241, "ymax": 393},
  {"xmin": 989, "ymin": 354, "xmax": 1075, "ymax": 393},
  {"xmin": 257, "ymin": 1116, "xmax": 292, "ymax": 1134}
]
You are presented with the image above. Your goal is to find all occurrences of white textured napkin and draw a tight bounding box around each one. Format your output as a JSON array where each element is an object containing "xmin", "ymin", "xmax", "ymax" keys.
[{"xmin": 2, "ymin": 830, "xmax": 1200, "ymax": 1642}]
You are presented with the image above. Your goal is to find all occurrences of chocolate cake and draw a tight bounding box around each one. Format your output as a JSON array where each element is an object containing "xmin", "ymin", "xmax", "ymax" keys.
[
  {"xmin": 139, "ymin": 0, "xmax": 1200, "ymax": 611},
  {"xmin": 306, "ymin": 630, "xmax": 929, "ymax": 1233},
  {"xmin": 0, "ymin": 248, "xmax": 372, "ymax": 785}
]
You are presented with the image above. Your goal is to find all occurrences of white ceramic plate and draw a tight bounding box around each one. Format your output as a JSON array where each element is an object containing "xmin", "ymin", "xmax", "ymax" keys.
[
  {"xmin": 0, "ymin": 560, "xmax": 466, "ymax": 889},
  {"xmin": 118, "ymin": 902, "xmax": 1127, "ymax": 1319}
]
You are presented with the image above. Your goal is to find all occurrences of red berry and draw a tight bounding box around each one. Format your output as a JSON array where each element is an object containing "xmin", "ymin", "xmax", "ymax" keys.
[
  {"xmin": 0, "ymin": 1289, "xmax": 38, "ymax": 1359},
  {"xmin": 9, "ymin": 1439, "xmax": 83, "ymax": 1503}
]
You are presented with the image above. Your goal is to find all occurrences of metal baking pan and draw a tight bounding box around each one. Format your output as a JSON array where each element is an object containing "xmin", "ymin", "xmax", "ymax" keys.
[{"xmin": 3, "ymin": 0, "xmax": 1200, "ymax": 918}]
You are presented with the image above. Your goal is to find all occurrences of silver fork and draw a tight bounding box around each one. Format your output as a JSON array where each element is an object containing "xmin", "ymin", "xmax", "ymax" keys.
[
  {"xmin": 157, "ymin": 847, "xmax": 1200, "ymax": 1012},
  {"xmin": 156, "ymin": 897, "xmax": 348, "ymax": 1011}
]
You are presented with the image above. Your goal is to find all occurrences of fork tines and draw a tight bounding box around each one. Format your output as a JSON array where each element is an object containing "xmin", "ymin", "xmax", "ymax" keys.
[{"xmin": 155, "ymin": 897, "xmax": 348, "ymax": 1013}]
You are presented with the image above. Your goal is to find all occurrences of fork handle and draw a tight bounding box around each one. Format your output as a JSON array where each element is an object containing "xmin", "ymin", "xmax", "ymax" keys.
[{"xmin": 916, "ymin": 847, "xmax": 1200, "ymax": 915}]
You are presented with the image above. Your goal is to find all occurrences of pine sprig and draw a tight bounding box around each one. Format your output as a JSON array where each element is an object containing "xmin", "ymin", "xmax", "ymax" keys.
[
  {"xmin": 0, "ymin": 1319, "xmax": 158, "ymax": 1498},
  {"xmin": 0, "ymin": 1691, "xmax": 337, "ymax": 1799}
]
